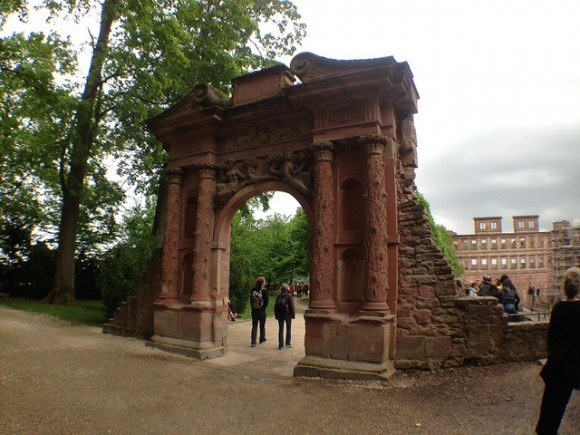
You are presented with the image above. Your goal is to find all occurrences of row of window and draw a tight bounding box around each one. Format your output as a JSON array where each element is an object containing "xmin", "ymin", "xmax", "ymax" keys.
[
  {"xmin": 463, "ymin": 256, "xmax": 546, "ymax": 271},
  {"xmin": 456, "ymin": 237, "xmax": 545, "ymax": 251},
  {"xmin": 477, "ymin": 220, "xmax": 536, "ymax": 231}
]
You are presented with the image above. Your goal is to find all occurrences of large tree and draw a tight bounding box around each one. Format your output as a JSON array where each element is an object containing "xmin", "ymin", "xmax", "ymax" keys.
[{"xmin": 1, "ymin": 0, "xmax": 305, "ymax": 304}]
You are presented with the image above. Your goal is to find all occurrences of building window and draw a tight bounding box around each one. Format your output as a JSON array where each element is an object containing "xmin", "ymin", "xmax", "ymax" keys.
[
  {"xmin": 481, "ymin": 258, "xmax": 488, "ymax": 270},
  {"xmin": 520, "ymin": 238, "xmax": 526, "ymax": 248},
  {"xmin": 501, "ymin": 239, "xmax": 507, "ymax": 249},
  {"xmin": 491, "ymin": 258, "xmax": 498, "ymax": 270},
  {"xmin": 501, "ymin": 258, "xmax": 508, "ymax": 269},
  {"xmin": 479, "ymin": 222, "xmax": 487, "ymax": 230},
  {"xmin": 471, "ymin": 240, "xmax": 477, "ymax": 250},
  {"xmin": 530, "ymin": 238, "xmax": 535, "ymax": 248},
  {"xmin": 471, "ymin": 259, "xmax": 477, "ymax": 269},
  {"xmin": 539, "ymin": 238, "xmax": 544, "ymax": 248},
  {"xmin": 462, "ymin": 240, "xmax": 469, "ymax": 250},
  {"xmin": 490, "ymin": 222, "xmax": 497, "ymax": 230},
  {"xmin": 511, "ymin": 239, "xmax": 517, "ymax": 249},
  {"xmin": 539, "ymin": 257, "xmax": 545, "ymax": 268},
  {"xmin": 520, "ymin": 258, "xmax": 527, "ymax": 269},
  {"xmin": 518, "ymin": 221, "xmax": 525, "ymax": 229},
  {"xmin": 510, "ymin": 258, "xmax": 517, "ymax": 269},
  {"xmin": 530, "ymin": 257, "xmax": 536, "ymax": 269},
  {"xmin": 528, "ymin": 220, "xmax": 535, "ymax": 229},
  {"xmin": 481, "ymin": 240, "xmax": 488, "ymax": 250},
  {"xmin": 491, "ymin": 239, "xmax": 497, "ymax": 250}
]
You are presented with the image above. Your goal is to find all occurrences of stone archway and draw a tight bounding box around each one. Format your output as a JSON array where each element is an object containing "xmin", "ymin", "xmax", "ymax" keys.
[{"xmin": 145, "ymin": 53, "xmax": 420, "ymax": 379}]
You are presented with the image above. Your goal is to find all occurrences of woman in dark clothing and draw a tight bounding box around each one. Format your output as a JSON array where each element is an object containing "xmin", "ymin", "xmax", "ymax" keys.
[
  {"xmin": 536, "ymin": 267, "xmax": 580, "ymax": 434},
  {"xmin": 274, "ymin": 283, "xmax": 295, "ymax": 350},
  {"xmin": 499, "ymin": 274, "xmax": 520, "ymax": 314}
]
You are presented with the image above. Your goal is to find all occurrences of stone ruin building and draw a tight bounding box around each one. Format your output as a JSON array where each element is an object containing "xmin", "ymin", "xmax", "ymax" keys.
[{"xmin": 104, "ymin": 52, "xmax": 548, "ymax": 380}]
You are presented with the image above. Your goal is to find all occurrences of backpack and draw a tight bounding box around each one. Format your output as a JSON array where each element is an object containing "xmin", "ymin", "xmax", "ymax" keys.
[
  {"xmin": 251, "ymin": 289, "xmax": 264, "ymax": 309},
  {"xmin": 274, "ymin": 293, "xmax": 289, "ymax": 316}
]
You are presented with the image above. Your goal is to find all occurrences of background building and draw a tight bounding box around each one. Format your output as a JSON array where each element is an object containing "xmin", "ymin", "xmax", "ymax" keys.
[
  {"xmin": 547, "ymin": 220, "xmax": 580, "ymax": 301},
  {"xmin": 452, "ymin": 215, "xmax": 551, "ymax": 308}
]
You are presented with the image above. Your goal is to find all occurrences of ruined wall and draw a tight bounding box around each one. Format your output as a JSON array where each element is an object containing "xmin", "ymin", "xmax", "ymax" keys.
[
  {"xmin": 395, "ymin": 162, "xmax": 548, "ymax": 369},
  {"xmin": 102, "ymin": 249, "xmax": 161, "ymax": 339}
]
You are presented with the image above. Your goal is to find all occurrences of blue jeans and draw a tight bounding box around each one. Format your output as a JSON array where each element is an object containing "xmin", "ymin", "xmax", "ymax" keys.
[
  {"xmin": 504, "ymin": 303, "xmax": 516, "ymax": 314},
  {"xmin": 277, "ymin": 316, "xmax": 292, "ymax": 348}
]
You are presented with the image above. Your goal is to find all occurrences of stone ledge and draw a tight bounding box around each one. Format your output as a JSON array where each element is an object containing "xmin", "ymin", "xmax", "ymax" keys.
[
  {"xmin": 294, "ymin": 356, "xmax": 395, "ymax": 381},
  {"xmin": 147, "ymin": 335, "xmax": 224, "ymax": 360}
]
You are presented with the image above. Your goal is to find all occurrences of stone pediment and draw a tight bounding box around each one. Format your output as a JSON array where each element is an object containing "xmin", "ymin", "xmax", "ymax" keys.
[{"xmin": 146, "ymin": 84, "xmax": 229, "ymax": 127}]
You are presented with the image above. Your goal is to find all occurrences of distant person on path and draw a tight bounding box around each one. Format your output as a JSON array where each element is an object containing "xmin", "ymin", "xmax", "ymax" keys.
[
  {"xmin": 478, "ymin": 275, "xmax": 500, "ymax": 299},
  {"xmin": 536, "ymin": 267, "xmax": 580, "ymax": 434},
  {"xmin": 274, "ymin": 283, "xmax": 295, "ymax": 350},
  {"xmin": 250, "ymin": 276, "xmax": 269, "ymax": 347},
  {"xmin": 498, "ymin": 275, "xmax": 520, "ymax": 314},
  {"xmin": 302, "ymin": 282, "xmax": 309, "ymax": 297}
]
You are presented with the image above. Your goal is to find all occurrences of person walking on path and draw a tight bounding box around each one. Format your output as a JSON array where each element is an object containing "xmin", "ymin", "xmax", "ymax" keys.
[
  {"xmin": 250, "ymin": 276, "xmax": 269, "ymax": 347},
  {"xmin": 274, "ymin": 283, "xmax": 295, "ymax": 350},
  {"xmin": 536, "ymin": 266, "xmax": 580, "ymax": 434}
]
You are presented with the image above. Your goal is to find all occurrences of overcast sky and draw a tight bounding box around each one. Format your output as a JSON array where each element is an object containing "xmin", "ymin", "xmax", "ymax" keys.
[{"xmin": 271, "ymin": 0, "xmax": 580, "ymax": 234}]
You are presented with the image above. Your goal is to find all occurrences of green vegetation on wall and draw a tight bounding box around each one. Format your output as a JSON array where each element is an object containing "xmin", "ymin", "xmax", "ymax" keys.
[{"xmin": 415, "ymin": 192, "xmax": 465, "ymax": 278}]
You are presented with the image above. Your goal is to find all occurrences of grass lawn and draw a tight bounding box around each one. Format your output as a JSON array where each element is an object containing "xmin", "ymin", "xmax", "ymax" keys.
[{"xmin": 0, "ymin": 298, "xmax": 107, "ymax": 327}]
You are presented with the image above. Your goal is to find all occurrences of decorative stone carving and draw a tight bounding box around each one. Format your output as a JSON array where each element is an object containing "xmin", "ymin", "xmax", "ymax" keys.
[
  {"xmin": 241, "ymin": 158, "xmax": 272, "ymax": 187},
  {"xmin": 268, "ymin": 150, "xmax": 311, "ymax": 196},
  {"xmin": 190, "ymin": 163, "xmax": 216, "ymax": 304},
  {"xmin": 216, "ymin": 159, "xmax": 247, "ymax": 204},
  {"xmin": 228, "ymin": 121, "xmax": 304, "ymax": 150},
  {"xmin": 400, "ymin": 116, "xmax": 417, "ymax": 151},
  {"xmin": 358, "ymin": 135, "xmax": 390, "ymax": 313},
  {"xmin": 309, "ymin": 141, "xmax": 336, "ymax": 310},
  {"xmin": 160, "ymin": 167, "xmax": 184, "ymax": 299}
]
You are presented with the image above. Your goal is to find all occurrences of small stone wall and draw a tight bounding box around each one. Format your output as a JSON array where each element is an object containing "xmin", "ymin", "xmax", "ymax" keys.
[
  {"xmin": 456, "ymin": 297, "xmax": 548, "ymax": 365},
  {"xmin": 102, "ymin": 250, "xmax": 161, "ymax": 339}
]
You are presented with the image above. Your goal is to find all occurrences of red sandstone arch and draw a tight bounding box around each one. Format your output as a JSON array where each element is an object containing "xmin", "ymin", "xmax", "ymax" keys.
[{"xmin": 144, "ymin": 53, "xmax": 421, "ymax": 379}]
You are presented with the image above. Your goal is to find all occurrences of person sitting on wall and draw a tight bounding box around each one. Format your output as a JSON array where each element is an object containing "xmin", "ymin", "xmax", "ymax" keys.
[
  {"xmin": 227, "ymin": 299, "xmax": 239, "ymax": 322},
  {"xmin": 498, "ymin": 274, "xmax": 520, "ymax": 314},
  {"xmin": 478, "ymin": 275, "xmax": 500, "ymax": 299}
]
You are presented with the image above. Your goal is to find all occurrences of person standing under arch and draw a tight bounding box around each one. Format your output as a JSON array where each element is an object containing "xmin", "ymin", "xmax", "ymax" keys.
[
  {"xmin": 274, "ymin": 283, "xmax": 295, "ymax": 350},
  {"xmin": 250, "ymin": 276, "xmax": 268, "ymax": 347}
]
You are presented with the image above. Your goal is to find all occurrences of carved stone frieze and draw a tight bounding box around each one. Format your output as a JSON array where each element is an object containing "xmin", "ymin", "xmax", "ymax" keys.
[{"xmin": 227, "ymin": 121, "xmax": 306, "ymax": 151}]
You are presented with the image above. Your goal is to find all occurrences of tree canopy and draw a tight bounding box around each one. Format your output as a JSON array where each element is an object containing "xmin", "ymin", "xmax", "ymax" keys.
[{"xmin": 0, "ymin": 0, "xmax": 306, "ymax": 304}]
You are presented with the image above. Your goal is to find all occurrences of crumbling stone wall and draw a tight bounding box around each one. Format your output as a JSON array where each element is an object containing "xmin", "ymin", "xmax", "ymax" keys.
[
  {"xmin": 395, "ymin": 163, "xmax": 548, "ymax": 369},
  {"xmin": 102, "ymin": 249, "xmax": 161, "ymax": 339}
]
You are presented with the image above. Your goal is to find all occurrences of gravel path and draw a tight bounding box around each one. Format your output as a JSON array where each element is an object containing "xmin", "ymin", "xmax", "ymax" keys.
[{"xmin": 1, "ymin": 305, "xmax": 578, "ymax": 434}]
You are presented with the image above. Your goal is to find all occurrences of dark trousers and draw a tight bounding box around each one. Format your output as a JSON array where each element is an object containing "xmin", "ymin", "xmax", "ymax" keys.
[
  {"xmin": 251, "ymin": 309, "xmax": 266, "ymax": 344},
  {"xmin": 536, "ymin": 377, "xmax": 574, "ymax": 434},
  {"xmin": 277, "ymin": 316, "xmax": 292, "ymax": 348}
]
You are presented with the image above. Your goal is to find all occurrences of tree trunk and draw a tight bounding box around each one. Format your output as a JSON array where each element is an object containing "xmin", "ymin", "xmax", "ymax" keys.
[{"xmin": 44, "ymin": 0, "xmax": 118, "ymax": 305}]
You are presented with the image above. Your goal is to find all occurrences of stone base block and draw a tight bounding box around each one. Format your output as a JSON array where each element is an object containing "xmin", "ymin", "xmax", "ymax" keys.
[
  {"xmin": 294, "ymin": 355, "xmax": 395, "ymax": 381},
  {"xmin": 147, "ymin": 335, "xmax": 224, "ymax": 360}
]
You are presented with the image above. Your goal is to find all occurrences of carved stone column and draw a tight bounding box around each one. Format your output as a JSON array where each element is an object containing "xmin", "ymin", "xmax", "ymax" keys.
[
  {"xmin": 190, "ymin": 163, "xmax": 217, "ymax": 305},
  {"xmin": 160, "ymin": 167, "xmax": 183, "ymax": 299},
  {"xmin": 360, "ymin": 135, "xmax": 390, "ymax": 313},
  {"xmin": 309, "ymin": 142, "xmax": 336, "ymax": 310}
]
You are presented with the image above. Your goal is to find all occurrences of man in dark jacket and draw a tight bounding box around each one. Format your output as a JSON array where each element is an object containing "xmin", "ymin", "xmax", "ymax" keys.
[
  {"xmin": 478, "ymin": 275, "xmax": 500, "ymax": 299},
  {"xmin": 250, "ymin": 276, "xmax": 269, "ymax": 347}
]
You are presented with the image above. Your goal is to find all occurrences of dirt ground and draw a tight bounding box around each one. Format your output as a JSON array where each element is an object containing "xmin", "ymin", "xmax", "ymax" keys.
[{"xmin": 1, "ymin": 305, "xmax": 578, "ymax": 434}]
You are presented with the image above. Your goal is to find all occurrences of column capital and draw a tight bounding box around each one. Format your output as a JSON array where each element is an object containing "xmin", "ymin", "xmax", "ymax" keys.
[
  {"xmin": 310, "ymin": 141, "xmax": 335, "ymax": 162},
  {"xmin": 193, "ymin": 162, "xmax": 218, "ymax": 179},
  {"xmin": 165, "ymin": 167, "xmax": 184, "ymax": 185},
  {"xmin": 358, "ymin": 134, "xmax": 388, "ymax": 155}
]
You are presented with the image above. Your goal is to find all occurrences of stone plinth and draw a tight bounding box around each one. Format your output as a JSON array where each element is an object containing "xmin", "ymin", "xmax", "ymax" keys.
[
  {"xmin": 294, "ymin": 312, "xmax": 395, "ymax": 380},
  {"xmin": 147, "ymin": 301, "xmax": 227, "ymax": 360}
]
